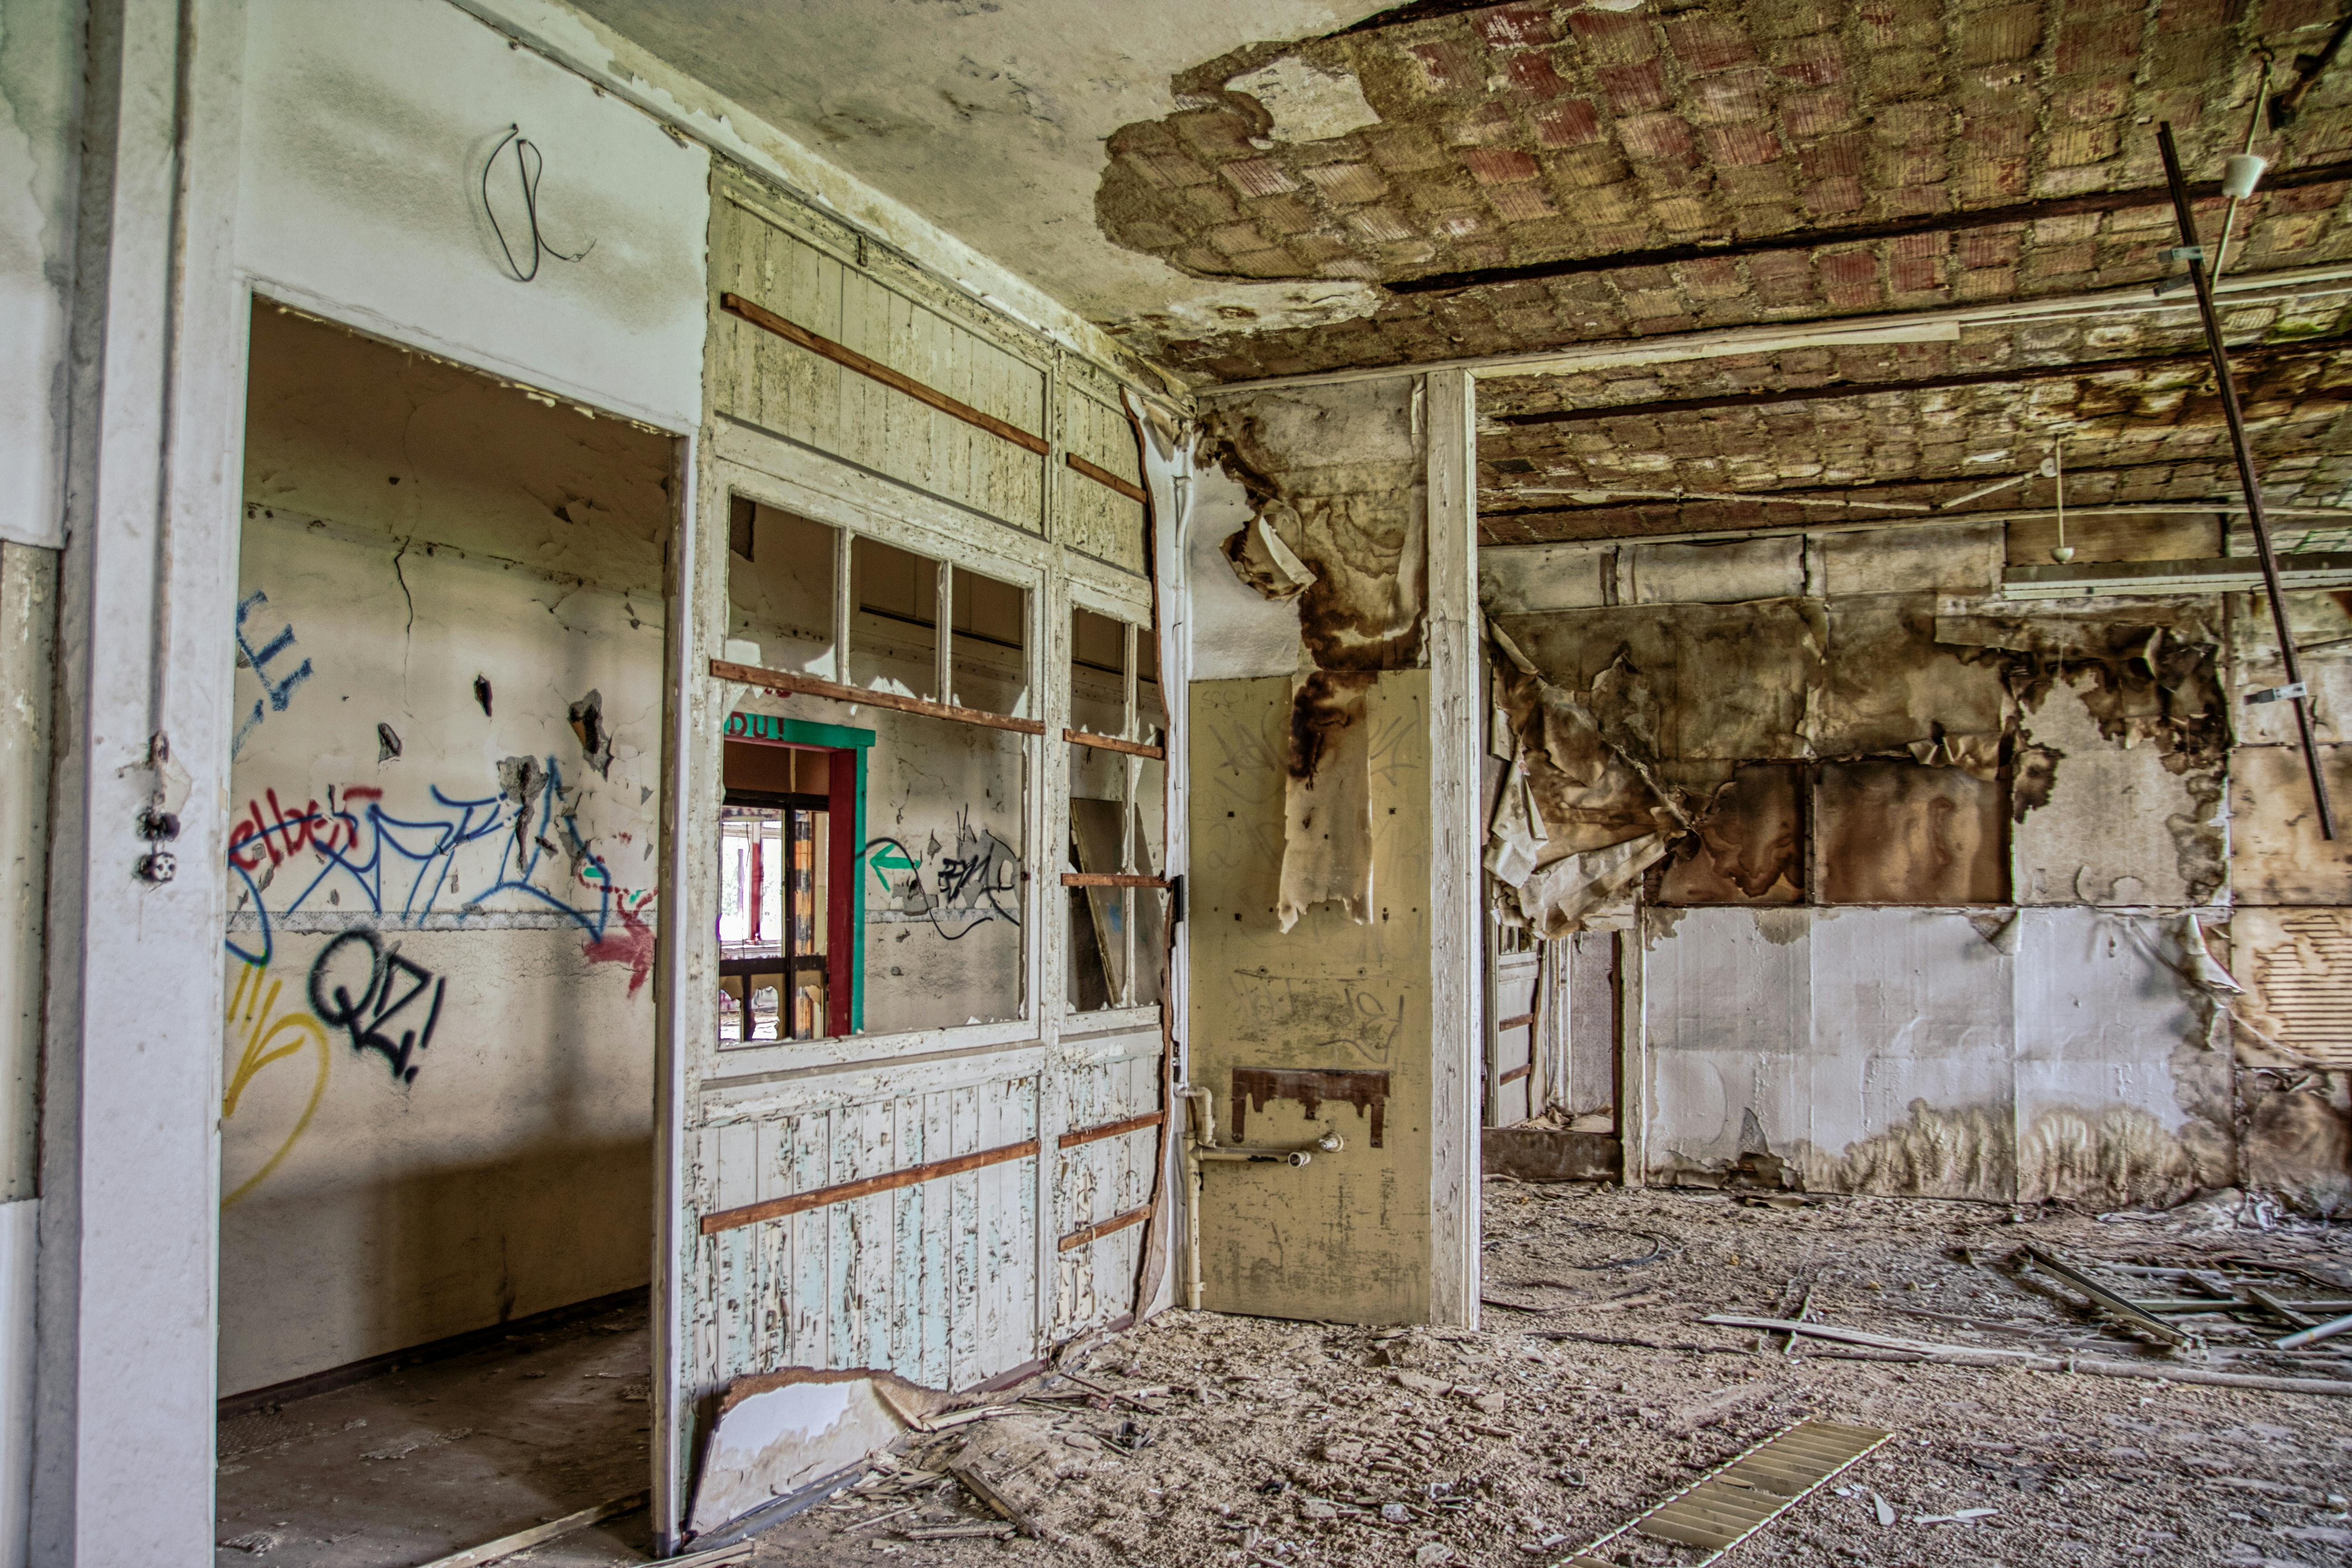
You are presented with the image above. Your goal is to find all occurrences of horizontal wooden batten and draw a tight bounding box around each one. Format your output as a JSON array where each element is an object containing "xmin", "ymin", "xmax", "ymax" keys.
[
  {"xmin": 1063, "ymin": 729, "xmax": 1165, "ymax": 759},
  {"xmin": 1057, "ymin": 1111, "xmax": 1166, "ymax": 1151},
  {"xmin": 720, "ymin": 291, "xmax": 1050, "ymax": 456},
  {"xmin": 1066, "ymin": 452, "xmax": 1148, "ymax": 505},
  {"xmin": 1496, "ymin": 1013, "xmax": 1536, "ymax": 1031},
  {"xmin": 711, "ymin": 659, "xmax": 1047, "ymax": 737},
  {"xmin": 1061, "ymin": 873, "xmax": 1171, "ymax": 889},
  {"xmin": 1058, "ymin": 1204, "xmax": 1154, "ymax": 1253},
  {"xmin": 700, "ymin": 1137, "xmax": 1042, "ymax": 1235},
  {"xmin": 1499, "ymin": 1063, "xmax": 1533, "ymax": 1085}
]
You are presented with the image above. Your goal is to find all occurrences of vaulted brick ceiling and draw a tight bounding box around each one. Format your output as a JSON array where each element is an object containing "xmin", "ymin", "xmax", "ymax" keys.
[{"xmin": 1109, "ymin": 0, "xmax": 2352, "ymax": 383}]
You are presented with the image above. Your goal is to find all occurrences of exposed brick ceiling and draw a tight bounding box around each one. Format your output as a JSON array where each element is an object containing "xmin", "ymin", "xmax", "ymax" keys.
[{"xmin": 1102, "ymin": 0, "xmax": 2352, "ymax": 383}]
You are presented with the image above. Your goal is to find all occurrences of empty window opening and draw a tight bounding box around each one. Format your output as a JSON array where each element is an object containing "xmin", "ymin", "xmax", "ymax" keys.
[
  {"xmin": 723, "ymin": 501, "xmax": 1032, "ymax": 1039},
  {"xmin": 1066, "ymin": 607, "xmax": 1168, "ymax": 1014},
  {"xmin": 721, "ymin": 731, "xmax": 862, "ymax": 1039}
]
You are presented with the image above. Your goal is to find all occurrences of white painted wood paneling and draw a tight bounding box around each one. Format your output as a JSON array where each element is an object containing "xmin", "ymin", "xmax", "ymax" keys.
[
  {"xmin": 1059, "ymin": 388, "xmax": 1149, "ymax": 577},
  {"xmin": 696, "ymin": 1066, "xmax": 1040, "ymax": 1391},
  {"xmin": 712, "ymin": 195, "xmax": 1047, "ymax": 535},
  {"xmin": 1052, "ymin": 1045, "xmax": 1161, "ymax": 1337}
]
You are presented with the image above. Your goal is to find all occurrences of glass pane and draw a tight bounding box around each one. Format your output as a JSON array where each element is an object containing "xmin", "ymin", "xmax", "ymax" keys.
[
  {"xmin": 726, "ymin": 501, "xmax": 834, "ymax": 675},
  {"xmin": 951, "ymin": 565, "xmax": 1029, "ymax": 716},
  {"xmin": 850, "ymin": 535, "xmax": 939, "ymax": 699},
  {"xmin": 718, "ymin": 804, "xmax": 791, "ymax": 1042},
  {"xmin": 1132, "ymin": 888, "xmax": 1167, "ymax": 1008},
  {"xmin": 721, "ymin": 742, "xmax": 838, "ymax": 1044}
]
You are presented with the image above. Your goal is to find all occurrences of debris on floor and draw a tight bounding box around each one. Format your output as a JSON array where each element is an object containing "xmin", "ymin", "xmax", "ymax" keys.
[{"xmin": 730, "ymin": 1185, "xmax": 2352, "ymax": 1567}]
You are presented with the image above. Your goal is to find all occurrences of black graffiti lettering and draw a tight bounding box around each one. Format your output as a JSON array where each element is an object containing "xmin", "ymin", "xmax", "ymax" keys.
[{"xmin": 307, "ymin": 928, "xmax": 445, "ymax": 1083}]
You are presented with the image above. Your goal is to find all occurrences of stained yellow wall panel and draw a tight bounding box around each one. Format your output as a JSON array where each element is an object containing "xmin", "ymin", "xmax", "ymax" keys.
[{"xmin": 1187, "ymin": 671, "xmax": 1433, "ymax": 1324}]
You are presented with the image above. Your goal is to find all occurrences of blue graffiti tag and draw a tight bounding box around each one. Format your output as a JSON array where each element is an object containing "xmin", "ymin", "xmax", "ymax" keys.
[
  {"xmin": 225, "ymin": 757, "xmax": 629, "ymax": 968},
  {"xmin": 231, "ymin": 590, "xmax": 315, "ymax": 759}
]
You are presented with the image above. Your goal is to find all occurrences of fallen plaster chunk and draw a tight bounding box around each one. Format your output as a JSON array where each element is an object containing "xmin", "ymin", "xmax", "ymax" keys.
[{"xmin": 686, "ymin": 1369, "xmax": 951, "ymax": 1538}]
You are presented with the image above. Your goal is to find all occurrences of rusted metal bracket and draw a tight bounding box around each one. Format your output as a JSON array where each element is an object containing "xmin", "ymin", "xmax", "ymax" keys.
[{"xmin": 2157, "ymin": 122, "xmax": 2338, "ymax": 840}]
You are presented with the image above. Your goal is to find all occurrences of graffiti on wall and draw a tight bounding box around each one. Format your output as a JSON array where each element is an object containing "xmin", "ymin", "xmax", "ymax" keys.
[
  {"xmin": 221, "ymin": 959, "xmax": 331, "ymax": 1209},
  {"xmin": 231, "ymin": 590, "xmax": 315, "ymax": 759},
  {"xmin": 865, "ymin": 810, "xmax": 1021, "ymax": 939},
  {"xmin": 224, "ymin": 756, "xmax": 657, "ymax": 991},
  {"xmin": 308, "ymin": 929, "xmax": 446, "ymax": 1083}
]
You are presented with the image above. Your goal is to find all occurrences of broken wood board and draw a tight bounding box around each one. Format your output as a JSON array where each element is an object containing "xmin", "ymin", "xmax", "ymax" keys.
[
  {"xmin": 686, "ymin": 1369, "xmax": 950, "ymax": 1537},
  {"xmin": 1481, "ymin": 1127, "xmax": 1618, "ymax": 1183},
  {"xmin": 1701, "ymin": 1315, "xmax": 2352, "ymax": 1396},
  {"xmin": 1562, "ymin": 1418, "xmax": 1891, "ymax": 1563},
  {"xmin": 410, "ymin": 1490, "xmax": 648, "ymax": 1568}
]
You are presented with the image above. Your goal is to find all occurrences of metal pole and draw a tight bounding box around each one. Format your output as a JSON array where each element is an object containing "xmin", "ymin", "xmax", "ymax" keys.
[{"xmin": 2157, "ymin": 122, "xmax": 2337, "ymax": 840}]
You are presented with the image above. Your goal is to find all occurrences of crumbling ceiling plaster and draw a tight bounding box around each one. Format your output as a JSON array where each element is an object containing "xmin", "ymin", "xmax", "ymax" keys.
[
  {"xmin": 576, "ymin": 0, "xmax": 2352, "ymax": 554},
  {"xmin": 563, "ymin": 0, "xmax": 1399, "ymax": 343}
]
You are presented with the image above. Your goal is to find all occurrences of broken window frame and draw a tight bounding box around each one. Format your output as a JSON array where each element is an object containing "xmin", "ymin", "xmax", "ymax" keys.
[
  {"xmin": 1062, "ymin": 590, "xmax": 1170, "ymax": 1020},
  {"xmin": 706, "ymin": 468, "xmax": 1067, "ymax": 1068}
]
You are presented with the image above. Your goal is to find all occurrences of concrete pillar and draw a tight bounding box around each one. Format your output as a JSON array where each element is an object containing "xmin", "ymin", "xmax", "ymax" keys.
[{"xmin": 34, "ymin": 0, "xmax": 248, "ymax": 1559}]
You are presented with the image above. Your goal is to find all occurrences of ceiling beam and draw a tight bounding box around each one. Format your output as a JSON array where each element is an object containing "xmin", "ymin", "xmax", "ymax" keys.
[
  {"xmin": 1487, "ymin": 334, "xmax": 2352, "ymax": 429},
  {"xmin": 1478, "ymin": 501, "xmax": 2352, "ymax": 552},
  {"xmin": 1481, "ymin": 456, "xmax": 2341, "ymax": 517},
  {"xmin": 1390, "ymin": 160, "xmax": 2352, "ymax": 297},
  {"xmin": 1200, "ymin": 262, "xmax": 2352, "ymax": 393}
]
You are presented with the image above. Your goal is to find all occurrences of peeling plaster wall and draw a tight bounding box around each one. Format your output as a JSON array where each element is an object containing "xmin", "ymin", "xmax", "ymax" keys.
[
  {"xmin": 1188, "ymin": 672, "xmax": 1434, "ymax": 1322},
  {"xmin": 1184, "ymin": 380, "xmax": 1440, "ymax": 1320},
  {"xmin": 221, "ymin": 310, "xmax": 671, "ymax": 1395},
  {"xmin": 0, "ymin": 0, "xmax": 81, "ymax": 548},
  {"xmin": 237, "ymin": 0, "xmax": 711, "ymax": 430},
  {"xmin": 1643, "ymin": 907, "xmax": 2231, "ymax": 1208},
  {"xmin": 1484, "ymin": 524, "xmax": 2254, "ymax": 1206}
]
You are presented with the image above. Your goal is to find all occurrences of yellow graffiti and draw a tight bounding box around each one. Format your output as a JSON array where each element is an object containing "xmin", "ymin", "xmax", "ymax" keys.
[{"xmin": 221, "ymin": 960, "xmax": 330, "ymax": 1210}]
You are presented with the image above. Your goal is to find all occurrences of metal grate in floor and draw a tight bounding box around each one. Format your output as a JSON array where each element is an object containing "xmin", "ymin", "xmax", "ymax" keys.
[{"xmin": 1556, "ymin": 1417, "xmax": 1893, "ymax": 1566}]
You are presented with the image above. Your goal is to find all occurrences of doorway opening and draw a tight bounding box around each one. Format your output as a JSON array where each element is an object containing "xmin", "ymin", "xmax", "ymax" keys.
[{"xmin": 214, "ymin": 304, "xmax": 675, "ymax": 1563}]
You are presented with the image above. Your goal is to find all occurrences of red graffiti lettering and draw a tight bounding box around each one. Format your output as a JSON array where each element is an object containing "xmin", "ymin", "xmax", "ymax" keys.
[{"xmin": 581, "ymin": 905, "xmax": 654, "ymax": 998}]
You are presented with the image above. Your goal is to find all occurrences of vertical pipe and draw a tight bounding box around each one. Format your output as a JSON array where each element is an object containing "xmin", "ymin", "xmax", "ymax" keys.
[{"xmin": 2157, "ymin": 122, "xmax": 2337, "ymax": 840}]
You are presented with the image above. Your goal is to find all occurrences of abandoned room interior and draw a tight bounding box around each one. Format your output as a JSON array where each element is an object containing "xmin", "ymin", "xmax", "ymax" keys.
[{"xmin": 6, "ymin": 0, "xmax": 2352, "ymax": 1563}]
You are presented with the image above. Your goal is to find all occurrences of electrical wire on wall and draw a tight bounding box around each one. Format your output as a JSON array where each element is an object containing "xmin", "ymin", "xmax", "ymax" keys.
[{"xmin": 481, "ymin": 124, "xmax": 595, "ymax": 283}]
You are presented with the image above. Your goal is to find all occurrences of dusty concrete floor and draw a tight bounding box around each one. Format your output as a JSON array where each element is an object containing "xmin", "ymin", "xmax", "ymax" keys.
[
  {"xmin": 215, "ymin": 1297, "xmax": 654, "ymax": 1566},
  {"xmin": 742, "ymin": 1184, "xmax": 2352, "ymax": 1568}
]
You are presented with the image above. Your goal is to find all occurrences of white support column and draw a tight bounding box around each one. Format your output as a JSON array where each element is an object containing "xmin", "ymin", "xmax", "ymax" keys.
[
  {"xmin": 653, "ymin": 430, "xmax": 714, "ymax": 1553},
  {"xmin": 1424, "ymin": 368, "xmax": 1482, "ymax": 1329},
  {"xmin": 35, "ymin": 0, "xmax": 249, "ymax": 1560}
]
